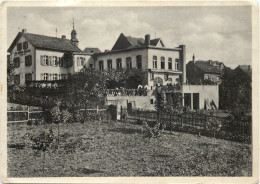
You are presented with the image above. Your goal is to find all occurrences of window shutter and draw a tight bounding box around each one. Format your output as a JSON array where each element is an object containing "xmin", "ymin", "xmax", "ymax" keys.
[
  {"xmin": 48, "ymin": 56, "xmax": 52, "ymax": 66},
  {"xmin": 40, "ymin": 56, "xmax": 44, "ymax": 65},
  {"xmin": 49, "ymin": 74, "xmax": 52, "ymax": 81},
  {"xmin": 41, "ymin": 74, "xmax": 44, "ymax": 80}
]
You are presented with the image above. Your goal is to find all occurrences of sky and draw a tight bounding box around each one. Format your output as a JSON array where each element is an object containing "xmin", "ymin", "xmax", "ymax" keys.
[{"xmin": 7, "ymin": 6, "xmax": 252, "ymax": 68}]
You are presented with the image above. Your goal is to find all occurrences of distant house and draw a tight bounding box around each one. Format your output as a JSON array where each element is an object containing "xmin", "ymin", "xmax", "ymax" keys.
[
  {"xmin": 236, "ymin": 65, "xmax": 252, "ymax": 76},
  {"xmin": 186, "ymin": 55, "xmax": 223, "ymax": 84},
  {"xmin": 83, "ymin": 47, "xmax": 101, "ymax": 54}
]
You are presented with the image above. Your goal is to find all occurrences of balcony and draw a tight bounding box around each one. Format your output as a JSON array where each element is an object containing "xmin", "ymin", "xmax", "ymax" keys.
[{"xmin": 106, "ymin": 88, "xmax": 148, "ymax": 97}]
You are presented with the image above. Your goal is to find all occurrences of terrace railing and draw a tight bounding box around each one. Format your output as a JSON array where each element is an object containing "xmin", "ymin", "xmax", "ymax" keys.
[{"xmin": 107, "ymin": 89, "xmax": 148, "ymax": 97}]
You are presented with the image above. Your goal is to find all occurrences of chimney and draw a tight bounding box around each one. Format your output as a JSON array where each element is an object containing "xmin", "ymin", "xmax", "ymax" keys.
[
  {"xmin": 22, "ymin": 29, "xmax": 27, "ymax": 33},
  {"xmin": 145, "ymin": 34, "xmax": 150, "ymax": 45},
  {"xmin": 62, "ymin": 35, "xmax": 66, "ymax": 39}
]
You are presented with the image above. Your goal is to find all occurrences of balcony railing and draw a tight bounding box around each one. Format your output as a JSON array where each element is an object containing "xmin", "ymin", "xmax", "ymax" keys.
[
  {"xmin": 107, "ymin": 89, "xmax": 148, "ymax": 97},
  {"xmin": 25, "ymin": 80, "xmax": 65, "ymax": 89}
]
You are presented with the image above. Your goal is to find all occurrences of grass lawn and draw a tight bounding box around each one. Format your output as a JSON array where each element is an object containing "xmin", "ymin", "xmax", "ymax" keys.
[{"xmin": 7, "ymin": 120, "xmax": 252, "ymax": 177}]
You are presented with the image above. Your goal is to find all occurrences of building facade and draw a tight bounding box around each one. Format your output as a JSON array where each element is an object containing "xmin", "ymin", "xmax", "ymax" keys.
[
  {"xmin": 8, "ymin": 29, "xmax": 219, "ymax": 111},
  {"xmin": 7, "ymin": 28, "xmax": 94, "ymax": 86},
  {"xmin": 94, "ymin": 33, "xmax": 186, "ymax": 90},
  {"xmin": 186, "ymin": 56, "xmax": 223, "ymax": 84}
]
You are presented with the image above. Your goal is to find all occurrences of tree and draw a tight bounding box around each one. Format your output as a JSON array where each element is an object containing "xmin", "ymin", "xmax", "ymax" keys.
[
  {"xmin": 61, "ymin": 67, "xmax": 107, "ymax": 120},
  {"xmin": 29, "ymin": 129, "xmax": 54, "ymax": 174},
  {"xmin": 50, "ymin": 100, "xmax": 72, "ymax": 144},
  {"xmin": 219, "ymin": 67, "xmax": 251, "ymax": 118}
]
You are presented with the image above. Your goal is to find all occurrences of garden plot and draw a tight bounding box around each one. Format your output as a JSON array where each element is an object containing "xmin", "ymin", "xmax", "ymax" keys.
[{"xmin": 7, "ymin": 121, "xmax": 251, "ymax": 177}]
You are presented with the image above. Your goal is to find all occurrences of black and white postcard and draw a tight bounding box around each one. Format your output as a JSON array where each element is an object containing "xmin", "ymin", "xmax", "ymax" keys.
[{"xmin": 1, "ymin": 1, "xmax": 259, "ymax": 184}]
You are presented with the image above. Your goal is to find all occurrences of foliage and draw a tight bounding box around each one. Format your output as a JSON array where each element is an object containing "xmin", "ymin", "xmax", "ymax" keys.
[
  {"xmin": 142, "ymin": 121, "xmax": 166, "ymax": 139},
  {"xmin": 61, "ymin": 67, "xmax": 107, "ymax": 111},
  {"xmin": 219, "ymin": 67, "xmax": 251, "ymax": 119},
  {"xmin": 29, "ymin": 128, "xmax": 54, "ymax": 173},
  {"xmin": 155, "ymin": 89, "xmax": 183, "ymax": 114},
  {"xmin": 105, "ymin": 68, "xmax": 148, "ymax": 89}
]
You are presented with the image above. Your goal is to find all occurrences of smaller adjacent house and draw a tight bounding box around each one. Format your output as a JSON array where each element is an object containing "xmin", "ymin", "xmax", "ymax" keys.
[
  {"xmin": 236, "ymin": 65, "xmax": 252, "ymax": 76},
  {"xmin": 186, "ymin": 55, "xmax": 223, "ymax": 84}
]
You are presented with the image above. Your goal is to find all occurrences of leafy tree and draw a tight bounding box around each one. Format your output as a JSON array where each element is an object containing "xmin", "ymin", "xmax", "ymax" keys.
[
  {"xmin": 219, "ymin": 67, "xmax": 251, "ymax": 119},
  {"xmin": 61, "ymin": 67, "xmax": 107, "ymax": 119}
]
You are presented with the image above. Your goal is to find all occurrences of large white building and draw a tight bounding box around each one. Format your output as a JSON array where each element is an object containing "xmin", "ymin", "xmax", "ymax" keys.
[{"xmin": 8, "ymin": 28, "xmax": 219, "ymax": 111}]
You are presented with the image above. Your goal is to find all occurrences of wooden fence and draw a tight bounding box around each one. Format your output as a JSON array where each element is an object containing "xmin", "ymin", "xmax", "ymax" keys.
[
  {"xmin": 7, "ymin": 107, "xmax": 43, "ymax": 124},
  {"xmin": 122, "ymin": 108, "xmax": 251, "ymax": 143}
]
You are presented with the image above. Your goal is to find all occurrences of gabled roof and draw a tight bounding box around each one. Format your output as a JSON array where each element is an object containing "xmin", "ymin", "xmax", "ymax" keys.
[
  {"xmin": 111, "ymin": 33, "xmax": 164, "ymax": 51},
  {"xmin": 191, "ymin": 61, "xmax": 222, "ymax": 74},
  {"xmin": 83, "ymin": 47, "xmax": 101, "ymax": 54},
  {"xmin": 8, "ymin": 32, "xmax": 82, "ymax": 52},
  {"xmin": 238, "ymin": 65, "xmax": 251, "ymax": 71}
]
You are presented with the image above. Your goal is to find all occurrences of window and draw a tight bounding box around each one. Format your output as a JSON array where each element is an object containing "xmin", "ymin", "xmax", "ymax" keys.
[
  {"xmin": 168, "ymin": 58, "xmax": 172, "ymax": 70},
  {"xmin": 116, "ymin": 58, "xmax": 122, "ymax": 69},
  {"xmin": 43, "ymin": 73, "xmax": 48, "ymax": 81},
  {"xmin": 217, "ymin": 76, "xmax": 220, "ymax": 81},
  {"xmin": 107, "ymin": 59, "xmax": 113, "ymax": 70},
  {"xmin": 14, "ymin": 75, "xmax": 20, "ymax": 85},
  {"xmin": 25, "ymin": 55, "xmax": 32, "ymax": 66},
  {"xmin": 175, "ymin": 59, "xmax": 179, "ymax": 70},
  {"xmin": 41, "ymin": 55, "xmax": 48, "ymax": 65},
  {"xmin": 53, "ymin": 74, "xmax": 58, "ymax": 80},
  {"xmin": 164, "ymin": 74, "xmax": 169, "ymax": 81},
  {"xmin": 23, "ymin": 42, "xmax": 28, "ymax": 50},
  {"xmin": 126, "ymin": 57, "xmax": 132, "ymax": 69},
  {"xmin": 161, "ymin": 57, "xmax": 165, "ymax": 69},
  {"xmin": 25, "ymin": 73, "xmax": 32, "ymax": 81},
  {"xmin": 81, "ymin": 57, "xmax": 86, "ymax": 66},
  {"xmin": 153, "ymin": 56, "xmax": 157, "ymax": 68},
  {"xmin": 14, "ymin": 57, "xmax": 20, "ymax": 68},
  {"xmin": 53, "ymin": 56, "xmax": 58, "ymax": 66},
  {"xmin": 77, "ymin": 57, "xmax": 85, "ymax": 66},
  {"xmin": 136, "ymin": 55, "xmax": 142, "ymax": 69},
  {"xmin": 61, "ymin": 74, "xmax": 66, "ymax": 80},
  {"xmin": 59, "ymin": 57, "xmax": 64, "ymax": 67},
  {"xmin": 17, "ymin": 43, "xmax": 22, "ymax": 51},
  {"xmin": 99, "ymin": 60, "xmax": 104, "ymax": 70},
  {"xmin": 150, "ymin": 73, "xmax": 154, "ymax": 80},
  {"xmin": 150, "ymin": 99, "xmax": 154, "ymax": 104}
]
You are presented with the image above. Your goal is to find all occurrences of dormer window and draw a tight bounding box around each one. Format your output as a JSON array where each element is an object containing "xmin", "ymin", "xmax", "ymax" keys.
[{"xmin": 17, "ymin": 43, "xmax": 22, "ymax": 51}]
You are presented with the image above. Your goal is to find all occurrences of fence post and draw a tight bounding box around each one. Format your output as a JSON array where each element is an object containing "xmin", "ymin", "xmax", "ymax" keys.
[
  {"xmin": 170, "ymin": 115, "xmax": 172, "ymax": 132},
  {"xmin": 27, "ymin": 107, "xmax": 30, "ymax": 122},
  {"xmin": 97, "ymin": 106, "xmax": 99, "ymax": 114},
  {"xmin": 120, "ymin": 106, "xmax": 123, "ymax": 121}
]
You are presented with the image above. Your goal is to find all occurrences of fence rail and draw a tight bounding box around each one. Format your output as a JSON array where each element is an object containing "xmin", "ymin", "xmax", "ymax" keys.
[{"xmin": 121, "ymin": 107, "xmax": 251, "ymax": 143}]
